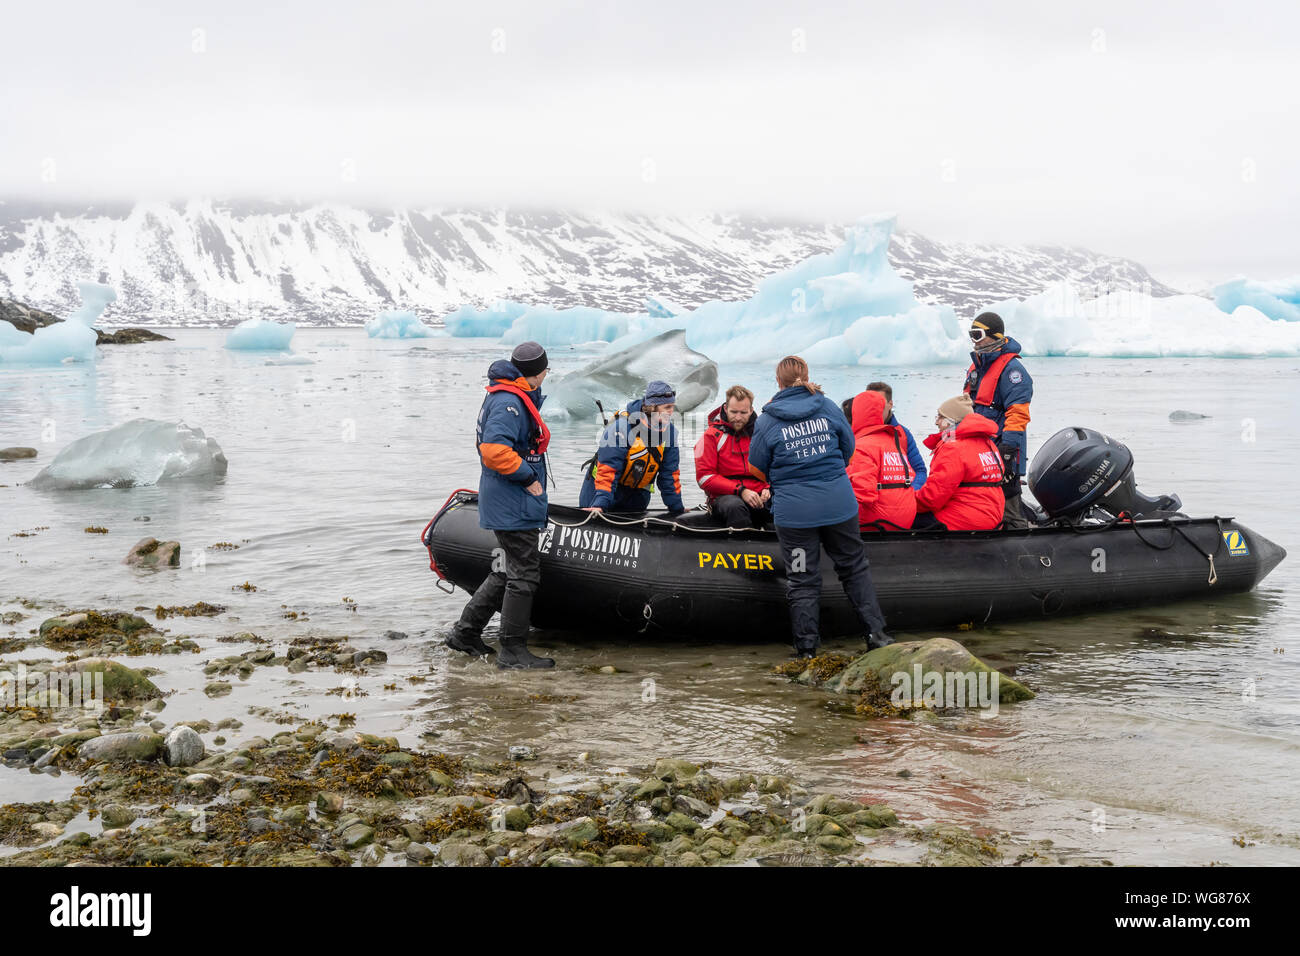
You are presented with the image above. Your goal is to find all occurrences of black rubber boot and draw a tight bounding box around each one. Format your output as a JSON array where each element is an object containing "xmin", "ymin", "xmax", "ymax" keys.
[
  {"xmin": 497, "ymin": 637, "xmax": 555, "ymax": 670},
  {"xmin": 867, "ymin": 631, "xmax": 895, "ymax": 651},
  {"xmin": 792, "ymin": 642, "xmax": 820, "ymax": 660},
  {"xmin": 445, "ymin": 629, "xmax": 495, "ymax": 657}
]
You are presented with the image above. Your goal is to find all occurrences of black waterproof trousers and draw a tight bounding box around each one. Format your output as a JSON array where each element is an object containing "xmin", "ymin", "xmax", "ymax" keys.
[
  {"xmin": 451, "ymin": 529, "xmax": 542, "ymax": 643},
  {"xmin": 775, "ymin": 517, "xmax": 887, "ymax": 652}
]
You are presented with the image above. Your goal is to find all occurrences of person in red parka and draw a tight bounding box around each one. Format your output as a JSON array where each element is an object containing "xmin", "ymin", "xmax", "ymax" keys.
[
  {"xmin": 913, "ymin": 394, "xmax": 1006, "ymax": 531},
  {"xmin": 694, "ymin": 384, "xmax": 771, "ymax": 527},
  {"xmin": 846, "ymin": 390, "xmax": 917, "ymax": 531}
]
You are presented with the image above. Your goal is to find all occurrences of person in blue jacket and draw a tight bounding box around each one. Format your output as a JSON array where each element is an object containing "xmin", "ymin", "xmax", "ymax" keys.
[
  {"xmin": 446, "ymin": 341, "xmax": 556, "ymax": 669},
  {"xmin": 579, "ymin": 380, "xmax": 685, "ymax": 515},
  {"xmin": 748, "ymin": 356, "xmax": 893, "ymax": 657},
  {"xmin": 963, "ymin": 312, "xmax": 1034, "ymax": 529}
]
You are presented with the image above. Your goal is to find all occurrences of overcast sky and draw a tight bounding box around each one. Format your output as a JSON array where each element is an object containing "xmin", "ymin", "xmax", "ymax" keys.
[{"xmin": 2, "ymin": 0, "xmax": 1297, "ymax": 283}]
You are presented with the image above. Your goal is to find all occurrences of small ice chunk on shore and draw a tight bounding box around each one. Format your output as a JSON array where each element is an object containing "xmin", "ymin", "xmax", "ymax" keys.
[{"xmin": 29, "ymin": 419, "xmax": 228, "ymax": 490}]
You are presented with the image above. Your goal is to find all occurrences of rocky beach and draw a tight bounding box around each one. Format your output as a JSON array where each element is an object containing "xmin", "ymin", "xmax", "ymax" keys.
[{"xmin": 2, "ymin": 601, "xmax": 1072, "ymax": 868}]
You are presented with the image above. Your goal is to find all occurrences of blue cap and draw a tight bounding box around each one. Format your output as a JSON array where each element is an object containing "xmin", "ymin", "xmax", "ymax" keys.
[{"xmin": 644, "ymin": 380, "xmax": 676, "ymax": 405}]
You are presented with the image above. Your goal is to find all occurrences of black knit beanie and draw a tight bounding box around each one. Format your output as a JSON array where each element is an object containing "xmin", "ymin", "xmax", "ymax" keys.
[{"xmin": 510, "ymin": 341, "xmax": 549, "ymax": 377}]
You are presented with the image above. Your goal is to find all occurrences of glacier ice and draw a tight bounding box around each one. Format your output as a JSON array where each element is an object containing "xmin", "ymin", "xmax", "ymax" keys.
[
  {"xmin": 441, "ymin": 216, "xmax": 1300, "ymax": 363},
  {"xmin": 446, "ymin": 300, "xmax": 666, "ymax": 346},
  {"xmin": 365, "ymin": 310, "xmax": 442, "ymax": 338},
  {"xmin": 544, "ymin": 330, "xmax": 719, "ymax": 418},
  {"xmin": 442, "ymin": 301, "xmax": 527, "ymax": 338},
  {"xmin": 498, "ymin": 306, "xmax": 646, "ymax": 347},
  {"xmin": 443, "ymin": 218, "xmax": 961, "ymax": 363},
  {"xmin": 1213, "ymin": 276, "xmax": 1300, "ymax": 323},
  {"xmin": 28, "ymin": 419, "xmax": 228, "ymax": 490},
  {"xmin": 646, "ymin": 296, "xmax": 686, "ymax": 318},
  {"xmin": 985, "ymin": 282, "xmax": 1300, "ymax": 357},
  {"xmin": 0, "ymin": 282, "xmax": 116, "ymax": 365},
  {"xmin": 225, "ymin": 318, "xmax": 296, "ymax": 350}
]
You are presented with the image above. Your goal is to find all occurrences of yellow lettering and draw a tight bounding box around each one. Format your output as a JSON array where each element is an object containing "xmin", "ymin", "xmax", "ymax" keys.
[
  {"xmin": 727, "ymin": 553, "xmax": 741, "ymax": 569},
  {"xmin": 713, "ymin": 553, "xmax": 727, "ymax": 569},
  {"xmin": 698, "ymin": 552, "xmax": 708, "ymax": 568},
  {"xmin": 760, "ymin": 555, "xmax": 774, "ymax": 571},
  {"xmin": 744, "ymin": 554, "xmax": 757, "ymax": 570}
]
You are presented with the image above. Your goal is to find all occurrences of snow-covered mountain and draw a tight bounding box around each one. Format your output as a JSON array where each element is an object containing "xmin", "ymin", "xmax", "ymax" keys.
[{"xmin": 0, "ymin": 200, "xmax": 1179, "ymax": 327}]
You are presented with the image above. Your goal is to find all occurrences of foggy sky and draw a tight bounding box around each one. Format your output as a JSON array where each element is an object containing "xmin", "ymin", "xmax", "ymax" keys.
[{"xmin": 2, "ymin": 0, "xmax": 1297, "ymax": 283}]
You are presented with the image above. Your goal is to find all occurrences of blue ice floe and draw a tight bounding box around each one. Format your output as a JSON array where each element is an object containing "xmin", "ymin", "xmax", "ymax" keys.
[
  {"xmin": 1213, "ymin": 276, "xmax": 1300, "ymax": 323},
  {"xmin": 0, "ymin": 283, "xmax": 116, "ymax": 365},
  {"xmin": 28, "ymin": 419, "xmax": 228, "ymax": 490},
  {"xmin": 225, "ymin": 318, "xmax": 296, "ymax": 350},
  {"xmin": 365, "ymin": 310, "xmax": 442, "ymax": 338}
]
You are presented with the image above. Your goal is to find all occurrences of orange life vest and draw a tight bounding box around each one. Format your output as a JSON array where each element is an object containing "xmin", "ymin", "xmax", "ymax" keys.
[{"xmin": 964, "ymin": 352, "xmax": 1017, "ymax": 407}]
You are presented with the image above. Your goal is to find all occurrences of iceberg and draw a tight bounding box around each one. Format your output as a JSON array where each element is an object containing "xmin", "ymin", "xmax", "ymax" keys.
[
  {"xmin": 544, "ymin": 330, "xmax": 719, "ymax": 419},
  {"xmin": 0, "ymin": 282, "xmax": 116, "ymax": 365},
  {"xmin": 441, "ymin": 218, "xmax": 962, "ymax": 363},
  {"xmin": 445, "ymin": 300, "xmax": 666, "ymax": 346},
  {"xmin": 442, "ymin": 301, "xmax": 528, "ymax": 338},
  {"xmin": 498, "ymin": 305, "xmax": 647, "ymax": 347},
  {"xmin": 365, "ymin": 309, "xmax": 442, "ymax": 338},
  {"xmin": 646, "ymin": 296, "xmax": 686, "ymax": 318},
  {"xmin": 1213, "ymin": 276, "xmax": 1300, "ymax": 323},
  {"xmin": 681, "ymin": 218, "xmax": 943, "ymax": 363},
  {"xmin": 440, "ymin": 217, "xmax": 1300, "ymax": 363},
  {"xmin": 28, "ymin": 419, "xmax": 228, "ymax": 490},
  {"xmin": 980, "ymin": 282, "xmax": 1300, "ymax": 357},
  {"xmin": 225, "ymin": 318, "xmax": 295, "ymax": 350}
]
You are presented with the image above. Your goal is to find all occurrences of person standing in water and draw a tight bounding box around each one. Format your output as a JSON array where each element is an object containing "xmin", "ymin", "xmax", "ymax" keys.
[
  {"xmin": 446, "ymin": 341, "xmax": 555, "ymax": 669},
  {"xmin": 747, "ymin": 356, "xmax": 893, "ymax": 658}
]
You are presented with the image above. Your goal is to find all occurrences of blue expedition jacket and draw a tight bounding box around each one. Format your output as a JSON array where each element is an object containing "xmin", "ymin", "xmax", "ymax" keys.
[
  {"xmin": 476, "ymin": 359, "xmax": 548, "ymax": 531},
  {"xmin": 747, "ymin": 387, "xmax": 858, "ymax": 529}
]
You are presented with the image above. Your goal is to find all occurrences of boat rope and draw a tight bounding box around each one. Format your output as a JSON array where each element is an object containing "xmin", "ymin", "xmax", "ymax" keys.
[
  {"xmin": 1128, "ymin": 515, "xmax": 1226, "ymax": 585},
  {"xmin": 544, "ymin": 507, "xmax": 774, "ymax": 535}
]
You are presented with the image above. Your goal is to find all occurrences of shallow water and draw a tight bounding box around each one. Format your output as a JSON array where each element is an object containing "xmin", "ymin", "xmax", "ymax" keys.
[{"xmin": 2, "ymin": 330, "xmax": 1298, "ymax": 864}]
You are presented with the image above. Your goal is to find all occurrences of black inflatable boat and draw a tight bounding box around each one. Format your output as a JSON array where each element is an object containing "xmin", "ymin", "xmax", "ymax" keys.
[{"xmin": 421, "ymin": 491, "xmax": 1286, "ymax": 640}]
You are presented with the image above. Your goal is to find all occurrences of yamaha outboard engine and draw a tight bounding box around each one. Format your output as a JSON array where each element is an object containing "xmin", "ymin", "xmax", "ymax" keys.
[{"xmin": 1028, "ymin": 427, "xmax": 1182, "ymax": 521}]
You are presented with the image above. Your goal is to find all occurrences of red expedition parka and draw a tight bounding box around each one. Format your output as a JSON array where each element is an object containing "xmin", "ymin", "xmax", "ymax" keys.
[
  {"xmin": 846, "ymin": 390, "xmax": 918, "ymax": 531},
  {"xmin": 694, "ymin": 404, "xmax": 770, "ymax": 501},
  {"xmin": 915, "ymin": 414, "xmax": 1006, "ymax": 530}
]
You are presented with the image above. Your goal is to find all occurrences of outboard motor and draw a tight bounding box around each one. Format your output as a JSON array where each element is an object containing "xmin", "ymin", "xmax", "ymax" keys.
[{"xmin": 1028, "ymin": 427, "xmax": 1182, "ymax": 521}]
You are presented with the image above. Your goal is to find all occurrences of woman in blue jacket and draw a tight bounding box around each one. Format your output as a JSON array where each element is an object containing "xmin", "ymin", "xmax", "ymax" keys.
[{"xmin": 748, "ymin": 356, "xmax": 893, "ymax": 657}]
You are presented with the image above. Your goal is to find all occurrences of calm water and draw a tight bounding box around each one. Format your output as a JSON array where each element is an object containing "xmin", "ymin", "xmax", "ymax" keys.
[{"xmin": 2, "ymin": 329, "xmax": 1298, "ymax": 864}]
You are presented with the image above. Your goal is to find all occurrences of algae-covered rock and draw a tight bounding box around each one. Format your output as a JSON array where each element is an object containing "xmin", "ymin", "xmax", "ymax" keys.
[
  {"xmin": 71, "ymin": 658, "xmax": 162, "ymax": 701},
  {"xmin": 652, "ymin": 757, "xmax": 699, "ymax": 782},
  {"xmin": 123, "ymin": 537, "xmax": 181, "ymax": 568},
  {"xmin": 439, "ymin": 841, "xmax": 490, "ymax": 866},
  {"xmin": 795, "ymin": 638, "xmax": 1033, "ymax": 706},
  {"xmin": 78, "ymin": 732, "xmax": 164, "ymax": 763},
  {"xmin": 39, "ymin": 610, "xmax": 154, "ymax": 648},
  {"xmin": 100, "ymin": 804, "xmax": 138, "ymax": 828}
]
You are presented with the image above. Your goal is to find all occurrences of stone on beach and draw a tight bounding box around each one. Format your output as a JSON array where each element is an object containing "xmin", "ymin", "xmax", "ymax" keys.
[{"xmin": 123, "ymin": 537, "xmax": 181, "ymax": 568}]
